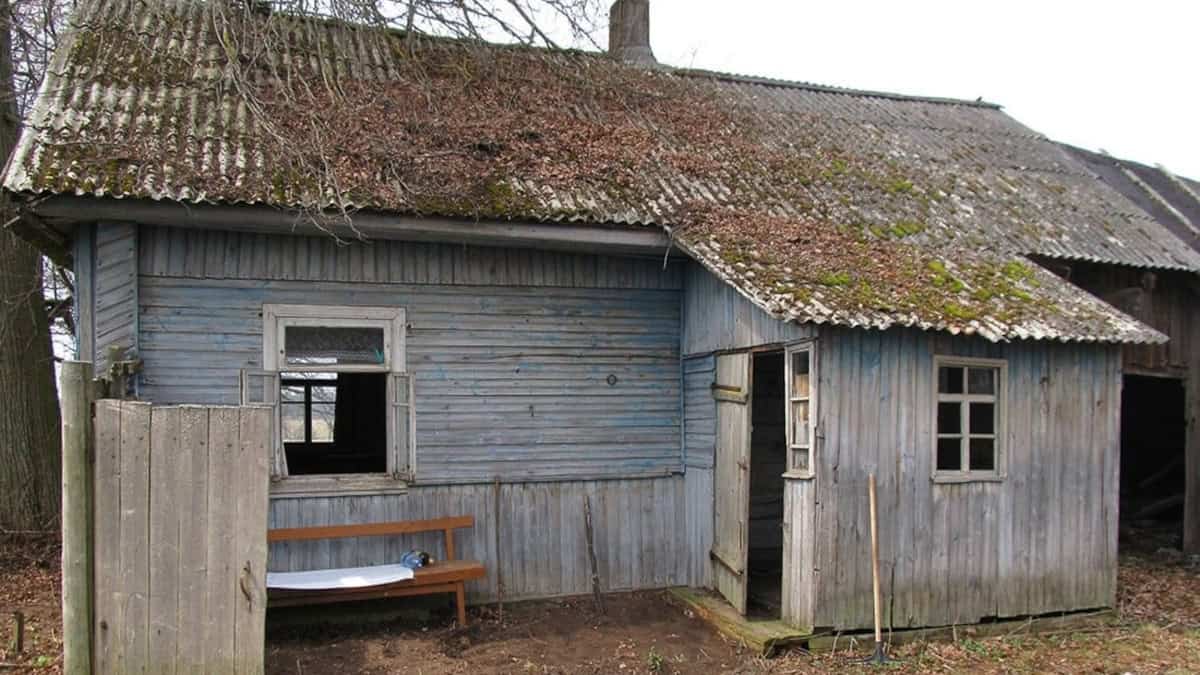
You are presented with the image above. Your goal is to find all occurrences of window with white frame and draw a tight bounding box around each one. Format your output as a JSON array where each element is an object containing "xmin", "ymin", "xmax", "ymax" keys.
[
  {"xmin": 785, "ymin": 342, "xmax": 816, "ymax": 477},
  {"xmin": 934, "ymin": 357, "xmax": 1005, "ymax": 480},
  {"xmin": 242, "ymin": 305, "xmax": 414, "ymax": 484}
]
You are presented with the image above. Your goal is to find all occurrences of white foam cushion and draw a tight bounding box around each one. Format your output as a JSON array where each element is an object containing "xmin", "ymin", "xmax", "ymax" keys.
[{"xmin": 266, "ymin": 563, "xmax": 415, "ymax": 590}]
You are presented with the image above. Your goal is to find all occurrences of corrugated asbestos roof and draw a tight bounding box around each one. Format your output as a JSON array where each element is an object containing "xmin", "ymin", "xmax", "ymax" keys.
[
  {"xmin": 1063, "ymin": 145, "xmax": 1200, "ymax": 255},
  {"xmin": 3, "ymin": 0, "xmax": 1188, "ymax": 344}
]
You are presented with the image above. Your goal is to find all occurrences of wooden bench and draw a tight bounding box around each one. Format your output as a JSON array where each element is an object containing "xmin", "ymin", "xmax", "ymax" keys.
[{"xmin": 266, "ymin": 516, "xmax": 486, "ymax": 626}]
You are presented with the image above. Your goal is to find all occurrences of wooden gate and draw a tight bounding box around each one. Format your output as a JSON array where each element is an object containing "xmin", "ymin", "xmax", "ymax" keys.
[{"xmin": 88, "ymin": 399, "xmax": 271, "ymax": 674}]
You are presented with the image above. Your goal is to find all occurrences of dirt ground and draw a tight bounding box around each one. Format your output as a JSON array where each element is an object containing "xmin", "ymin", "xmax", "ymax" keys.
[
  {"xmin": 5, "ymin": 529, "xmax": 1200, "ymax": 673},
  {"xmin": 0, "ymin": 535, "xmax": 62, "ymax": 672}
]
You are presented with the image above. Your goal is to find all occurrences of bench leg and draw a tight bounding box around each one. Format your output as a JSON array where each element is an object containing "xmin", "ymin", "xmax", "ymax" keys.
[{"xmin": 455, "ymin": 582, "xmax": 467, "ymax": 627}]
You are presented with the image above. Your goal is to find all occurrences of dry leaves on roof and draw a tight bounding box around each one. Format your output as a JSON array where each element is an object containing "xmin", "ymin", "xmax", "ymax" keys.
[{"xmin": 7, "ymin": 0, "xmax": 1179, "ymax": 341}]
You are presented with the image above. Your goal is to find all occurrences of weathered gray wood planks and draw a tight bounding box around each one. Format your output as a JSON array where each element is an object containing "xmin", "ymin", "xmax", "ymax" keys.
[
  {"xmin": 681, "ymin": 261, "xmax": 815, "ymax": 357},
  {"xmin": 60, "ymin": 362, "xmax": 94, "ymax": 675},
  {"xmin": 93, "ymin": 223, "xmax": 138, "ymax": 369},
  {"xmin": 681, "ymin": 259, "xmax": 1123, "ymax": 631},
  {"xmin": 267, "ymin": 475, "xmax": 691, "ymax": 603},
  {"xmin": 135, "ymin": 226, "xmax": 683, "ymax": 483},
  {"xmin": 806, "ymin": 327, "xmax": 1122, "ymax": 631},
  {"xmin": 711, "ymin": 352, "xmax": 751, "ymax": 613},
  {"xmin": 92, "ymin": 401, "xmax": 270, "ymax": 674},
  {"xmin": 92, "ymin": 399, "xmax": 122, "ymax": 673}
]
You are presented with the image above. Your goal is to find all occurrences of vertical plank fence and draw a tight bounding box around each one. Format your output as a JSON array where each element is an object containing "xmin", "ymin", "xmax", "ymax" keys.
[{"xmin": 62, "ymin": 373, "xmax": 272, "ymax": 675}]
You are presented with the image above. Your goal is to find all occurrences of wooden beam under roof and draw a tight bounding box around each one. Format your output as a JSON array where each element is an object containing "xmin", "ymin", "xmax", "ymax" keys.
[{"xmin": 29, "ymin": 195, "xmax": 680, "ymax": 258}]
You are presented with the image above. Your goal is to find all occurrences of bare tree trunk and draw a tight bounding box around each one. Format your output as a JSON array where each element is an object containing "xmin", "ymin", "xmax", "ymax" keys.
[{"xmin": 0, "ymin": 0, "xmax": 61, "ymax": 531}]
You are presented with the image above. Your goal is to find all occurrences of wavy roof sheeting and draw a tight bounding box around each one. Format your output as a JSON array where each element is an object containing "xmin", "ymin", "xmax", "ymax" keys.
[
  {"xmin": 1063, "ymin": 145, "xmax": 1200, "ymax": 255},
  {"xmin": 4, "ymin": 0, "xmax": 1189, "ymax": 344}
]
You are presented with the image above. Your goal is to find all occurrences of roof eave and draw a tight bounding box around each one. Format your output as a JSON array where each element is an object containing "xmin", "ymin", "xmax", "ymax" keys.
[
  {"xmin": 22, "ymin": 192, "xmax": 678, "ymax": 258},
  {"xmin": 3, "ymin": 203, "xmax": 73, "ymax": 267}
]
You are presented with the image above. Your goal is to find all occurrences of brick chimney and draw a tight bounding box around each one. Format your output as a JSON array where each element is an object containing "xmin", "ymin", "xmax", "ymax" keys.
[{"xmin": 608, "ymin": 0, "xmax": 656, "ymax": 65}]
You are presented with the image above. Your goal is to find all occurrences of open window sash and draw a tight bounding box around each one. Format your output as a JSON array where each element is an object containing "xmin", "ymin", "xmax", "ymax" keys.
[
  {"xmin": 241, "ymin": 369, "xmax": 286, "ymax": 478},
  {"xmin": 389, "ymin": 372, "xmax": 416, "ymax": 481},
  {"xmin": 784, "ymin": 341, "xmax": 816, "ymax": 478}
]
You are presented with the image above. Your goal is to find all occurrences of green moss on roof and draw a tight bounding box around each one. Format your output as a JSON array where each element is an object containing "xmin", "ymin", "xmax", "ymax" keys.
[
  {"xmin": 6, "ymin": 0, "xmax": 1181, "ymax": 342},
  {"xmin": 819, "ymin": 271, "xmax": 852, "ymax": 287}
]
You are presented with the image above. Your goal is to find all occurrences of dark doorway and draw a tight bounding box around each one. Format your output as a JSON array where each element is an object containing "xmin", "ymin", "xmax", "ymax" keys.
[
  {"xmin": 1120, "ymin": 375, "xmax": 1186, "ymax": 550},
  {"xmin": 747, "ymin": 351, "xmax": 786, "ymax": 618}
]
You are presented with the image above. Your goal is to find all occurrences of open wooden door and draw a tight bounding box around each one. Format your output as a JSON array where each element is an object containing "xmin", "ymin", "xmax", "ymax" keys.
[{"xmin": 710, "ymin": 352, "xmax": 752, "ymax": 614}]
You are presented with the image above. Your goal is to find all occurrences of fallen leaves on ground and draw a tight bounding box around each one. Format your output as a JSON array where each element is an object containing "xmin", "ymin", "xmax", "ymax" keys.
[
  {"xmin": 0, "ymin": 535, "xmax": 62, "ymax": 673},
  {"xmin": 5, "ymin": 534, "xmax": 1200, "ymax": 674}
]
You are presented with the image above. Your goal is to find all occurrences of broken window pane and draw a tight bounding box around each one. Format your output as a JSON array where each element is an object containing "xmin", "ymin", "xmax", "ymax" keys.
[
  {"xmin": 969, "ymin": 402, "xmax": 995, "ymax": 435},
  {"xmin": 285, "ymin": 326, "xmax": 385, "ymax": 366},
  {"xmin": 937, "ymin": 401, "xmax": 962, "ymax": 435},
  {"xmin": 282, "ymin": 371, "xmax": 336, "ymax": 381},
  {"xmin": 970, "ymin": 438, "xmax": 996, "ymax": 471},
  {"xmin": 968, "ymin": 368, "xmax": 995, "ymax": 394},
  {"xmin": 937, "ymin": 437, "xmax": 962, "ymax": 471},
  {"xmin": 938, "ymin": 366, "xmax": 964, "ymax": 394},
  {"xmin": 281, "ymin": 385, "xmax": 305, "ymax": 403}
]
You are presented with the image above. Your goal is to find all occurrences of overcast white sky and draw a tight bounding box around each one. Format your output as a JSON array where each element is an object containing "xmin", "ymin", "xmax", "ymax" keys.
[{"xmin": 633, "ymin": 0, "xmax": 1200, "ymax": 178}]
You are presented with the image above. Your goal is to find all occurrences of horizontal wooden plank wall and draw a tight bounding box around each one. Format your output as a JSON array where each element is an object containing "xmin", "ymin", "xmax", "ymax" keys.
[
  {"xmin": 136, "ymin": 226, "xmax": 683, "ymax": 483},
  {"xmin": 683, "ymin": 355, "xmax": 716, "ymax": 470},
  {"xmin": 266, "ymin": 475, "xmax": 689, "ymax": 602},
  {"xmin": 94, "ymin": 222, "xmax": 138, "ymax": 367},
  {"xmin": 93, "ymin": 401, "xmax": 270, "ymax": 674},
  {"xmin": 681, "ymin": 261, "xmax": 813, "ymax": 357},
  {"xmin": 811, "ymin": 326, "xmax": 1121, "ymax": 631}
]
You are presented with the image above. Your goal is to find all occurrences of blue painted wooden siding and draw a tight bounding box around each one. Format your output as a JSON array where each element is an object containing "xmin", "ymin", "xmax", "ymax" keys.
[
  {"xmin": 93, "ymin": 223, "xmax": 138, "ymax": 366},
  {"xmin": 681, "ymin": 260, "xmax": 814, "ymax": 356},
  {"xmin": 137, "ymin": 226, "xmax": 683, "ymax": 289},
  {"xmin": 136, "ymin": 226, "xmax": 683, "ymax": 483},
  {"xmin": 681, "ymin": 355, "xmax": 716, "ymax": 588},
  {"xmin": 683, "ymin": 355, "xmax": 715, "ymax": 469}
]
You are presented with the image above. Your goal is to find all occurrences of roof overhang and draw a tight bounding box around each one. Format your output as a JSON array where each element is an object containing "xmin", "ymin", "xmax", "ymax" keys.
[{"xmin": 22, "ymin": 194, "xmax": 679, "ymax": 259}]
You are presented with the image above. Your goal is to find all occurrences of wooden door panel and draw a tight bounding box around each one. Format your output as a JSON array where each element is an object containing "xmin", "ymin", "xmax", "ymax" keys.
[{"xmin": 711, "ymin": 352, "xmax": 751, "ymax": 614}]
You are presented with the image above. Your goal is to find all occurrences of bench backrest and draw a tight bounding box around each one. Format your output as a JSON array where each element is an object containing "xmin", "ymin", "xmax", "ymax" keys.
[{"xmin": 267, "ymin": 515, "xmax": 474, "ymax": 562}]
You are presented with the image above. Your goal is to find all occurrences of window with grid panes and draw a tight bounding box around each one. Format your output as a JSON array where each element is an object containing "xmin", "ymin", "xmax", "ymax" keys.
[
  {"xmin": 241, "ymin": 305, "xmax": 415, "ymax": 488},
  {"xmin": 934, "ymin": 357, "xmax": 1005, "ymax": 481},
  {"xmin": 785, "ymin": 342, "xmax": 816, "ymax": 477}
]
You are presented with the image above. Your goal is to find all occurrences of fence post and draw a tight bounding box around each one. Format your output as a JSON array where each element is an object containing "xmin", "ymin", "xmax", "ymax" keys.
[{"xmin": 61, "ymin": 361, "xmax": 95, "ymax": 675}]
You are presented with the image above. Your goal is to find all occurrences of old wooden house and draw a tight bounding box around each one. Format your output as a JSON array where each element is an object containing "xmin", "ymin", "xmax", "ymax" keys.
[
  {"xmin": 1058, "ymin": 145, "xmax": 1200, "ymax": 554},
  {"xmin": 9, "ymin": 0, "xmax": 1200, "ymax": 634}
]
